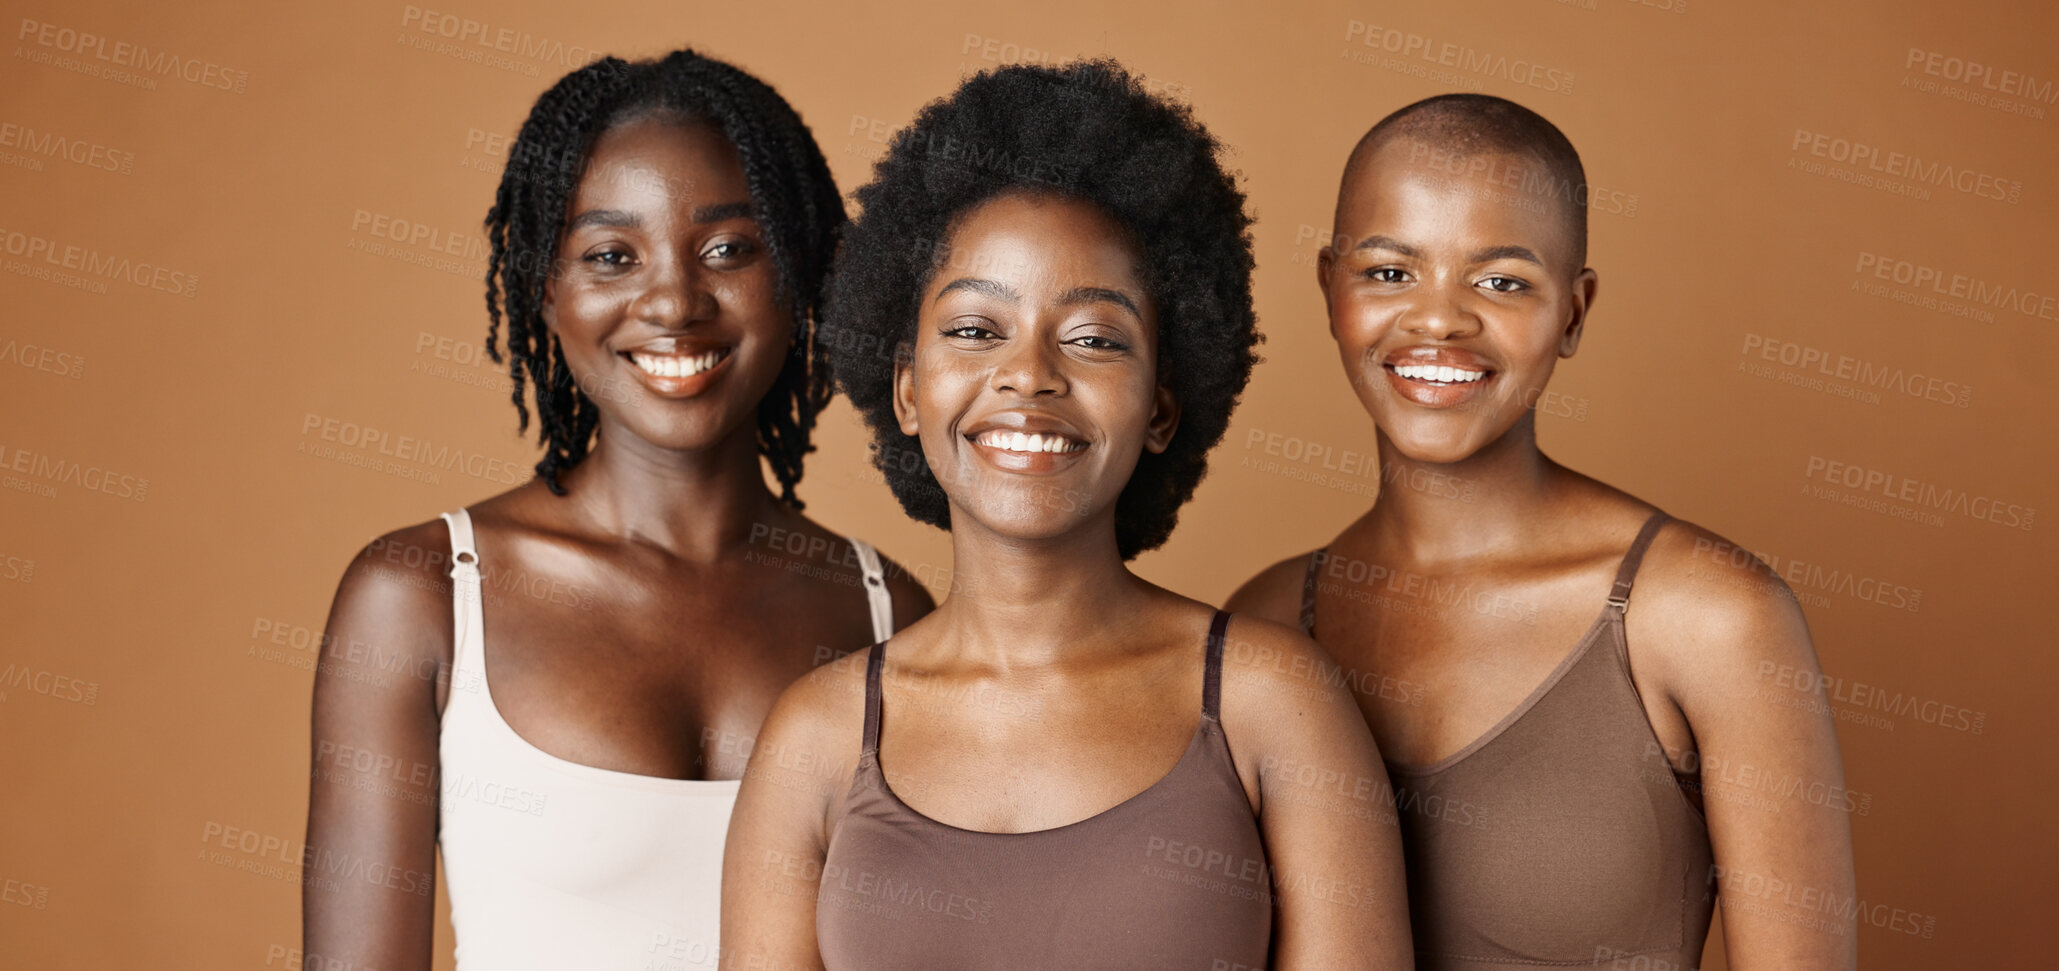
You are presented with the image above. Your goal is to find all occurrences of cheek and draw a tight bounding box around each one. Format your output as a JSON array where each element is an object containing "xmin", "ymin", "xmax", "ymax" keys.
[
  {"xmin": 909, "ymin": 353, "xmax": 973, "ymax": 430},
  {"xmin": 551, "ymin": 279, "xmax": 629, "ymax": 334},
  {"xmin": 719, "ymin": 266, "xmax": 782, "ymax": 324},
  {"xmin": 1330, "ymin": 291, "xmax": 1391, "ymax": 345}
]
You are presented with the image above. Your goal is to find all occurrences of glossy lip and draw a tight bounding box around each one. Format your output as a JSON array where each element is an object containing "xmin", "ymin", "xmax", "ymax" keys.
[
  {"xmin": 1379, "ymin": 344, "xmax": 1498, "ymax": 410},
  {"xmin": 961, "ymin": 411, "xmax": 1091, "ymax": 476},
  {"xmin": 618, "ymin": 337, "xmax": 734, "ymax": 398}
]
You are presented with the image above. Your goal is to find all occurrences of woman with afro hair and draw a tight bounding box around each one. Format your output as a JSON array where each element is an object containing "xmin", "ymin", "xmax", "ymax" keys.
[
  {"xmin": 304, "ymin": 50, "xmax": 931, "ymax": 969},
  {"xmin": 722, "ymin": 60, "xmax": 1411, "ymax": 969}
]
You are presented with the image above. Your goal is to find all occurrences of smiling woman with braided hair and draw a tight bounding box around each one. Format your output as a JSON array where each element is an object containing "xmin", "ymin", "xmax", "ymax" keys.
[{"xmin": 303, "ymin": 50, "xmax": 931, "ymax": 970}]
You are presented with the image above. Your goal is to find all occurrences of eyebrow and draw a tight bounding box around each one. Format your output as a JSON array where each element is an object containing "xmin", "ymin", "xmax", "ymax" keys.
[
  {"xmin": 1057, "ymin": 285, "xmax": 1141, "ymax": 317},
  {"xmin": 692, "ymin": 201, "xmax": 755, "ymax": 224},
  {"xmin": 1351, "ymin": 235, "xmax": 1545, "ymax": 267},
  {"xmin": 564, "ymin": 208, "xmax": 639, "ymax": 232},
  {"xmin": 934, "ymin": 277, "xmax": 1021, "ymax": 304},
  {"xmin": 1468, "ymin": 244, "xmax": 1545, "ymax": 266},
  {"xmin": 934, "ymin": 278, "xmax": 1142, "ymax": 317},
  {"xmin": 563, "ymin": 202, "xmax": 756, "ymax": 233},
  {"xmin": 1351, "ymin": 234, "xmax": 1419, "ymax": 257}
]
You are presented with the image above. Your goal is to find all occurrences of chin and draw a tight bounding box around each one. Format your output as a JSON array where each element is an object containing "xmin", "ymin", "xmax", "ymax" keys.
[
  {"xmin": 624, "ymin": 412, "xmax": 753, "ymax": 454},
  {"xmin": 1382, "ymin": 426, "xmax": 1488, "ymax": 467},
  {"xmin": 952, "ymin": 490, "xmax": 1099, "ymax": 542}
]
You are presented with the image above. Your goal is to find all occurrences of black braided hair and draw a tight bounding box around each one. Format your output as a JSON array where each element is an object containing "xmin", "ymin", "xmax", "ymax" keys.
[
  {"xmin": 483, "ymin": 50, "xmax": 845, "ymax": 505},
  {"xmin": 823, "ymin": 60, "xmax": 1258, "ymax": 560}
]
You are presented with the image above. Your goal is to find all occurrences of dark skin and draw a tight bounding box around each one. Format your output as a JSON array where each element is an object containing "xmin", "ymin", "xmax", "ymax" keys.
[
  {"xmin": 722, "ymin": 192, "xmax": 1413, "ymax": 970},
  {"xmin": 303, "ymin": 116, "xmax": 932, "ymax": 970},
  {"xmin": 1228, "ymin": 135, "xmax": 1857, "ymax": 969}
]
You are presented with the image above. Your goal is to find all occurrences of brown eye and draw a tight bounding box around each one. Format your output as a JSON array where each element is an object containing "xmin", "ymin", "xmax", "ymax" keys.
[{"xmin": 703, "ymin": 240, "xmax": 756, "ymax": 262}]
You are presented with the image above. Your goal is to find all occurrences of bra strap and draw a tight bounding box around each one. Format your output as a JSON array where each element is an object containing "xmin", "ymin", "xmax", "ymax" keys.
[
  {"xmin": 1203, "ymin": 610, "xmax": 1231, "ymax": 720},
  {"xmin": 1607, "ymin": 512, "xmax": 1671, "ymax": 613},
  {"xmin": 849, "ymin": 538, "xmax": 894, "ymax": 643},
  {"xmin": 439, "ymin": 509, "xmax": 485, "ymax": 667},
  {"xmin": 1298, "ymin": 550, "xmax": 1325, "ymax": 636},
  {"xmin": 861, "ymin": 639, "xmax": 886, "ymax": 758}
]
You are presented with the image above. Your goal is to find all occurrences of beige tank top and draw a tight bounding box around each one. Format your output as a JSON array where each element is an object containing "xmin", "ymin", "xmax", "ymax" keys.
[
  {"xmin": 1302, "ymin": 512, "xmax": 1714, "ymax": 970},
  {"xmin": 435, "ymin": 508, "xmax": 895, "ymax": 970}
]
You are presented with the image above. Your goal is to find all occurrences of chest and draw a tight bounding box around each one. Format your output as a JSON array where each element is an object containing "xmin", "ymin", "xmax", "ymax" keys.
[
  {"xmin": 1307, "ymin": 553, "xmax": 1614, "ymax": 768},
  {"xmin": 471, "ymin": 548, "xmax": 880, "ymax": 780},
  {"xmin": 873, "ymin": 665, "xmax": 1209, "ymax": 834}
]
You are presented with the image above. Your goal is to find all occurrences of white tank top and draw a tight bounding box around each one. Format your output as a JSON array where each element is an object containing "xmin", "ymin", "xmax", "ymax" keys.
[{"xmin": 434, "ymin": 508, "xmax": 895, "ymax": 970}]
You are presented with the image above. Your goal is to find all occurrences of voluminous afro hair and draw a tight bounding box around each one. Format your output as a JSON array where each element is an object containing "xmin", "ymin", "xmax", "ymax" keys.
[
  {"xmin": 484, "ymin": 50, "xmax": 845, "ymax": 505},
  {"xmin": 823, "ymin": 60, "xmax": 1258, "ymax": 560}
]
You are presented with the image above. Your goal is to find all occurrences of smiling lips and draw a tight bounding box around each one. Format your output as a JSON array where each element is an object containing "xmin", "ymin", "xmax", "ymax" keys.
[
  {"xmin": 964, "ymin": 420, "xmax": 1089, "ymax": 474},
  {"xmin": 971, "ymin": 430, "xmax": 1087, "ymax": 454},
  {"xmin": 621, "ymin": 344, "xmax": 732, "ymax": 396},
  {"xmin": 630, "ymin": 349, "xmax": 727, "ymax": 378},
  {"xmin": 1382, "ymin": 348, "xmax": 1497, "ymax": 408}
]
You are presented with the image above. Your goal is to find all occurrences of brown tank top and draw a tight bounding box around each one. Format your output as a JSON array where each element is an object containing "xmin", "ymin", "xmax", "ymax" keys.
[
  {"xmin": 1302, "ymin": 513, "xmax": 1714, "ymax": 970},
  {"xmin": 815, "ymin": 610, "xmax": 1272, "ymax": 969}
]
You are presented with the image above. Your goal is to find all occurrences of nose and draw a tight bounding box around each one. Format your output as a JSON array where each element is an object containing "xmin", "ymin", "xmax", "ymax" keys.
[
  {"xmin": 626, "ymin": 252, "xmax": 718, "ymax": 328},
  {"xmin": 1399, "ymin": 278, "xmax": 1482, "ymax": 341},
  {"xmin": 990, "ymin": 332, "xmax": 1068, "ymax": 398}
]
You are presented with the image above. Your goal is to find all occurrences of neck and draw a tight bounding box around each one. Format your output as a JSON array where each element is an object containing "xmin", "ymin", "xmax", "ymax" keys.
[
  {"xmin": 930, "ymin": 510, "xmax": 1153, "ymax": 669},
  {"xmin": 551, "ymin": 417, "xmax": 786, "ymax": 560},
  {"xmin": 1361, "ymin": 413, "xmax": 1569, "ymax": 564}
]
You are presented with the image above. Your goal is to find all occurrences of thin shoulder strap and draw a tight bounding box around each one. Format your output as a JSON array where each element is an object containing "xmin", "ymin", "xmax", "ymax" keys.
[
  {"xmin": 1607, "ymin": 512, "xmax": 1671, "ymax": 613},
  {"xmin": 849, "ymin": 538, "xmax": 895, "ymax": 642},
  {"xmin": 438, "ymin": 509, "xmax": 485, "ymax": 665},
  {"xmin": 1203, "ymin": 609, "xmax": 1231, "ymax": 720},
  {"xmin": 1298, "ymin": 550, "xmax": 1325, "ymax": 636},
  {"xmin": 861, "ymin": 640, "xmax": 887, "ymax": 758}
]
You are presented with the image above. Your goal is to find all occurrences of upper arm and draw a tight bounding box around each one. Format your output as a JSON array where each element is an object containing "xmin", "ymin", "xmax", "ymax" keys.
[
  {"xmin": 1225, "ymin": 553, "xmax": 1315, "ymax": 629},
  {"xmin": 303, "ymin": 521, "xmax": 455, "ymax": 971},
  {"xmin": 1217, "ymin": 616, "xmax": 1413, "ymax": 971},
  {"xmin": 1637, "ymin": 526, "xmax": 1857, "ymax": 970},
  {"xmin": 720, "ymin": 650, "xmax": 868, "ymax": 971}
]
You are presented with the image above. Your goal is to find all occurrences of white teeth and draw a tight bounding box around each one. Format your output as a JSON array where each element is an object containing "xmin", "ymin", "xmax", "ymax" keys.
[
  {"xmin": 1394, "ymin": 363, "xmax": 1486, "ymax": 384},
  {"xmin": 974, "ymin": 430, "xmax": 1085, "ymax": 453},
  {"xmin": 630, "ymin": 349, "xmax": 726, "ymax": 378}
]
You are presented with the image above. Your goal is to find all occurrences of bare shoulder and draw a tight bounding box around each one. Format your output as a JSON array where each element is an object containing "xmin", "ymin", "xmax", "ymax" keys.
[
  {"xmin": 1224, "ymin": 551, "xmax": 1317, "ymax": 629},
  {"xmin": 748, "ymin": 639, "xmax": 875, "ymax": 806},
  {"xmin": 315, "ymin": 514, "xmax": 468, "ymax": 717},
  {"xmin": 330, "ymin": 515, "xmax": 460, "ymax": 632},
  {"xmin": 1623, "ymin": 515, "xmax": 1820, "ymax": 704},
  {"xmin": 1214, "ymin": 612, "xmax": 1364, "ymax": 746},
  {"xmin": 1634, "ymin": 517, "xmax": 1812, "ymax": 643}
]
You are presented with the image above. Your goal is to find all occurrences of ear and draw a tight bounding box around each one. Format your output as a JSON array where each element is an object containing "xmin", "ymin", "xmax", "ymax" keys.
[
  {"xmin": 1558, "ymin": 267, "xmax": 1599, "ymax": 358},
  {"xmin": 1142, "ymin": 380, "xmax": 1181, "ymax": 455},
  {"xmin": 892, "ymin": 341, "xmax": 920, "ymax": 437},
  {"xmin": 540, "ymin": 277, "xmax": 557, "ymax": 333},
  {"xmin": 1316, "ymin": 243, "xmax": 1338, "ymax": 339}
]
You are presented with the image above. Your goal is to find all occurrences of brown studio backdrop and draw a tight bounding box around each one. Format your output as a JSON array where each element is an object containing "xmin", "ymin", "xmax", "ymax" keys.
[{"xmin": 1, "ymin": 0, "xmax": 2051, "ymax": 966}]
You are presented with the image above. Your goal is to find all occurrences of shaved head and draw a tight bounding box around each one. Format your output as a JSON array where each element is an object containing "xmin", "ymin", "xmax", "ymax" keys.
[{"xmin": 1338, "ymin": 94, "xmax": 1589, "ymax": 270}]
